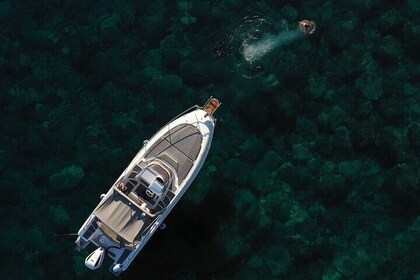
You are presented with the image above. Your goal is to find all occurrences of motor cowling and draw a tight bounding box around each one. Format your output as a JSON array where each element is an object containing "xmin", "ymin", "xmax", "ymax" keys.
[{"xmin": 85, "ymin": 247, "xmax": 105, "ymax": 270}]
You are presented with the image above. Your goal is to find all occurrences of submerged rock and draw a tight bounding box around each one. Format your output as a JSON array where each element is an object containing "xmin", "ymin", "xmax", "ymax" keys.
[{"xmin": 49, "ymin": 165, "xmax": 84, "ymax": 190}]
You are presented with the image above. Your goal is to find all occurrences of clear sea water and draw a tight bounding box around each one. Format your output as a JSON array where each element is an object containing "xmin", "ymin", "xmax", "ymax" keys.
[{"xmin": 0, "ymin": 1, "xmax": 419, "ymax": 279}]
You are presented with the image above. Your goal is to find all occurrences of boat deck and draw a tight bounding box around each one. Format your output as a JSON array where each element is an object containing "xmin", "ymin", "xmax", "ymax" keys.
[
  {"xmin": 93, "ymin": 189, "xmax": 151, "ymax": 245},
  {"xmin": 145, "ymin": 124, "xmax": 203, "ymax": 184}
]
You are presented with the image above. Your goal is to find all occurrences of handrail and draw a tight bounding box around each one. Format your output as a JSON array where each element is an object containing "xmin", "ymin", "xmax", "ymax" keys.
[
  {"xmin": 142, "ymin": 104, "xmax": 201, "ymax": 152},
  {"xmin": 142, "ymin": 97, "xmax": 217, "ymax": 151}
]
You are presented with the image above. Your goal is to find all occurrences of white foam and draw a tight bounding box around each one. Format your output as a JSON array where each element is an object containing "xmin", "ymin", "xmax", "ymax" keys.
[{"xmin": 241, "ymin": 29, "xmax": 303, "ymax": 63}]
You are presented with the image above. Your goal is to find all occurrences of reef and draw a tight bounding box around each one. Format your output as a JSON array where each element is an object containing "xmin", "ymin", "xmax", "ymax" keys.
[{"xmin": 0, "ymin": 1, "xmax": 418, "ymax": 279}]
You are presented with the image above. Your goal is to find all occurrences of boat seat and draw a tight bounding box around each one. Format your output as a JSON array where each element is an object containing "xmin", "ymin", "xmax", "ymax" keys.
[{"xmin": 149, "ymin": 179, "xmax": 164, "ymax": 196}]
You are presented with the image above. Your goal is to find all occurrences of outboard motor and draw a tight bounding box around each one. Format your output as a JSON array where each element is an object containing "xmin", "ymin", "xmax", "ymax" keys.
[{"xmin": 85, "ymin": 247, "xmax": 105, "ymax": 270}]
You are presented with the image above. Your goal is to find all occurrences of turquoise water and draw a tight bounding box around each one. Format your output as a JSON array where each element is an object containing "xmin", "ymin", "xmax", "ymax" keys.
[{"xmin": 0, "ymin": 1, "xmax": 419, "ymax": 279}]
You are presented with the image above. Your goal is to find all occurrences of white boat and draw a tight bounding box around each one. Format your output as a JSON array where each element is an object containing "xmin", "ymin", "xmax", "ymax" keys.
[{"xmin": 75, "ymin": 97, "xmax": 220, "ymax": 275}]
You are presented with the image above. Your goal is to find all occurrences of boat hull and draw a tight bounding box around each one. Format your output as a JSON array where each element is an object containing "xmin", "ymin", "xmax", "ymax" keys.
[{"xmin": 75, "ymin": 107, "xmax": 216, "ymax": 275}]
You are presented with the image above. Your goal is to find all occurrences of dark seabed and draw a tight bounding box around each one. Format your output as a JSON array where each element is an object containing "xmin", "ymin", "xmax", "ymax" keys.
[{"xmin": 0, "ymin": 0, "xmax": 419, "ymax": 279}]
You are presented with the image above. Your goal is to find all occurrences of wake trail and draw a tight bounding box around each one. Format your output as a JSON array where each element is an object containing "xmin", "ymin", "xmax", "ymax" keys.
[{"xmin": 241, "ymin": 29, "xmax": 304, "ymax": 63}]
